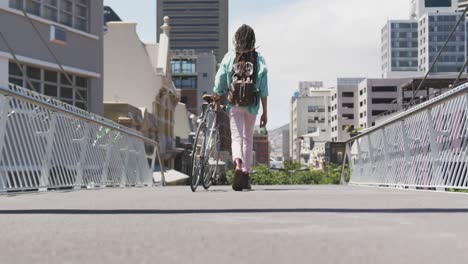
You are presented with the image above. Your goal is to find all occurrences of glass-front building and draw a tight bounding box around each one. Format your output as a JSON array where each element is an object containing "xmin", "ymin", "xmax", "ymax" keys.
[
  {"xmin": 381, "ymin": 20, "xmax": 419, "ymax": 77},
  {"xmin": 418, "ymin": 13, "xmax": 466, "ymax": 73}
]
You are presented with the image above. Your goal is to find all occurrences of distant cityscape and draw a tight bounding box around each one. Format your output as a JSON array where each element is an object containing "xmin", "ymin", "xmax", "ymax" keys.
[{"xmin": 1, "ymin": 0, "xmax": 468, "ymax": 175}]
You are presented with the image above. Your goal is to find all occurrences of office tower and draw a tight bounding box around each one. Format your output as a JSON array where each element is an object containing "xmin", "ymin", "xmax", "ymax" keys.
[
  {"xmin": 157, "ymin": 0, "xmax": 228, "ymax": 62},
  {"xmin": 381, "ymin": 20, "xmax": 420, "ymax": 78}
]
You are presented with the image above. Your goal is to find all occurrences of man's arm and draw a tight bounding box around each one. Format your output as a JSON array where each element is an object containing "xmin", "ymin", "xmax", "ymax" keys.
[{"xmin": 260, "ymin": 97, "xmax": 268, "ymax": 128}]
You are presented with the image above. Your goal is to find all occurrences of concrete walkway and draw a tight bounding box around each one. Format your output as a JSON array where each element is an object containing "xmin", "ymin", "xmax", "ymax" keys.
[{"xmin": 1, "ymin": 185, "xmax": 468, "ymax": 264}]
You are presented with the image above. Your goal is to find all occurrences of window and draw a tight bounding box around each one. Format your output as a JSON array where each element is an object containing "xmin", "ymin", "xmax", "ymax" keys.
[
  {"xmin": 342, "ymin": 103, "xmax": 354, "ymax": 108},
  {"xmin": 171, "ymin": 59, "xmax": 197, "ymax": 74},
  {"xmin": 308, "ymin": 106, "xmax": 318, "ymax": 112},
  {"xmin": 342, "ymin": 114, "xmax": 354, "ymax": 120},
  {"xmin": 173, "ymin": 76, "xmax": 197, "ymax": 89},
  {"xmin": 372, "ymin": 110, "xmax": 387, "ymax": 116},
  {"xmin": 372, "ymin": 98, "xmax": 396, "ymax": 104},
  {"xmin": 8, "ymin": 62, "xmax": 89, "ymax": 110},
  {"xmin": 308, "ymin": 127, "xmax": 318, "ymax": 133},
  {"xmin": 342, "ymin": 92, "xmax": 354, "ymax": 98},
  {"xmin": 10, "ymin": 0, "xmax": 89, "ymax": 32},
  {"xmin": 372, "ymin": 86, "xmax": 397, "ymax": 92}
]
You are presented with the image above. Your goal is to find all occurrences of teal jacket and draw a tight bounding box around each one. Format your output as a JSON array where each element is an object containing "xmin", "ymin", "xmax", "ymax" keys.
[{"xmin": 213, "ymin": 51, "xmax": 269, "ymax": 115}]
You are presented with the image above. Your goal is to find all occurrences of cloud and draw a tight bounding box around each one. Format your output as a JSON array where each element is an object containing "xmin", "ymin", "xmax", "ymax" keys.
[{"xmin": 230, "ymin": 0, "xmax": 408, "ymax": 129}]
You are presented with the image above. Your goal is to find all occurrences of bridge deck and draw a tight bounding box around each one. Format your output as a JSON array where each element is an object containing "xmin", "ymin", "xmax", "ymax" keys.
[{"xmin": 1, "ymin": 186, "xmax": 468, "ymax": 263}]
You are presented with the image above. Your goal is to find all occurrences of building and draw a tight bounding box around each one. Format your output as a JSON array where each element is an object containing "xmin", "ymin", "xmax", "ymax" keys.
[
  {"xmin": 290, "ymin": 84, "xmax": 332, "ymax": 163},
  {"xmin": 0, "ymin": 0, "xmax": 104, "ymax": 114},
  {"xmin": 410, "ymin": 0, "xmax": 458, "ymax": 18},
  {"xmin": 357, "ymin": 78, "xmax": 409, "ymax": 129},
  {"xmin": 418, "ymin": 12, "xmax": 466, "ymax": 73},
  {"xmin": 171, "ymin": 49, "xmax": 216, "ymax": 115},
  {"xmin": 104, "ymin": 17, "xmax": 180, "ymax": 168},
  {"xmin": 382, "ymin": 0, "xmax": 463, "ymax": 78},
  {"xmin": 156, "ymin": 0, "xmax": 229, "ymax": 62},
  {"xmin": 253, "ymin": 127, "xmax": 270, "ymax": 166},
  {"xmin": 330, "ymin": 78, "xmax": 365, "ymax": 142},
  {"xmin": 381, "ymin": 20, "xmax": 420, "ymax": 78}
]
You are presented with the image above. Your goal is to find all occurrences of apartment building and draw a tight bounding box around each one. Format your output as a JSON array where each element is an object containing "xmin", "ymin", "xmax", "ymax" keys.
[
  {"xmin": 290, "ymin": 85, "xmax": 332, "ymax": 163},
  {"xmin": 0, "ymin": 0, "xmax": 104, "ymax": 114},
  {"xmin": 330, "ymin": 78, "xmax": 365, "ymax": 142},
  {"xmin": 357, "ymin": 78, "xmax": 409, "ymax": 129}
]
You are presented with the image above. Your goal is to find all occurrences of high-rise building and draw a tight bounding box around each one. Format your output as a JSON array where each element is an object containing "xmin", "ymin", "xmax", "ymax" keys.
[
  {"xmin": 418, "ymin": 12, "xmax": 466, "ymax": 73},
  {"xmin": 410, "ymin": 0, "xmax": 458, "ymax": 18},
  {"xmin": 1, "ymin": 0, "xmax": 104, "ymax": 114},
  {"xmin": 382, "ymin": 0, "xmax": 464, "ymax": 78},
  {"xmin": 330, "ymin": 78, "xmax": 365, "ymax": 142},
  {"xmin": 381, "ymin": 20, "xmax": 420, "ymax": 78},
  {"xmin": 157, "ymin": 0, "xmax": 229, "ymax": 62},
  {"xmin": 290, "ymin": 85, "xmax": 332, "ymax": 164}
]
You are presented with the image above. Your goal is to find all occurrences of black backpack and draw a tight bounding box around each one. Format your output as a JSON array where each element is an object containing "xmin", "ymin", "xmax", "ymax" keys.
[{"xmin": 228, "ymin": 50, "xmax": 258, "ymax": 107}]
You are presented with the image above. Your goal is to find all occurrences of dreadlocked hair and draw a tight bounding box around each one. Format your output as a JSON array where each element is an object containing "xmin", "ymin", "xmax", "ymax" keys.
[{"xmin": 233, "ymin": 24, "xmax": 256, "ymax": 53}]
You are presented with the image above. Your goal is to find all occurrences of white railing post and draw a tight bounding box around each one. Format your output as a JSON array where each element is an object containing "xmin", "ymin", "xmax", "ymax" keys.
[
  {"xmin": 100, "ymin": 132, "xmax": 115, "ymax": 188},
  {"xmin": 0, "ymin": 95, "xmax": 10, "ymax": 191},
  {"xmin": 74, "ymin": 122, "xmax": 91, "ymax": 190},
  {"xmin": 39, "ymin": 112, "xmax": 57, "ymax": 191},
  {"xmin": 426, "ymin": 109, "xmax": 443, "ymax": 188}
]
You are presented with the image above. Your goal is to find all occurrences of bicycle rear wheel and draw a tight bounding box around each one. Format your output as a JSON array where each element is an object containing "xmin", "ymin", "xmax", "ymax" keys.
[
  {"xmin": 203, "ymin": 130, "xmax": 220, "ymax": 190},
  {"xmin": 190, "ymin": 122, "xmax": 207, "ymax": 192}
]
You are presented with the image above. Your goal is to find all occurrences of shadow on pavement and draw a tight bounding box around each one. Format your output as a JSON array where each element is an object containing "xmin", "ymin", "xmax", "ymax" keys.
[{"xmin": 1, "ymin": 208, "xmax": 468, "ymax": 215}]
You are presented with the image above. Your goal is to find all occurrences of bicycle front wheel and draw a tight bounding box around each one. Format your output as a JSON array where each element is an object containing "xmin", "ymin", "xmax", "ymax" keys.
[{"xmin": 190, "ymin": 122, "xmax": 206, "ymax": 192}]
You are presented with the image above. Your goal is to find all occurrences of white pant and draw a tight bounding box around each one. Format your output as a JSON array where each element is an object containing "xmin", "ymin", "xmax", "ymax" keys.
[{"xmin": 230, "ymin": 106, "xmax": 257, "ymax": 173}]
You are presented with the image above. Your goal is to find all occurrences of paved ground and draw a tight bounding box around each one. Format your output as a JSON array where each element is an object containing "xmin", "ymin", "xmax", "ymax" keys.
[{"xmin": 1, "ymin": 185, "xmax": 468, "ymax": 264}]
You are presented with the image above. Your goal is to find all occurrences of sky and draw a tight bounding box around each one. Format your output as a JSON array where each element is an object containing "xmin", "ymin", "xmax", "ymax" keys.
[{"xmin": 104, "ymin": 0, "xmax": 409, "ymax": 130}]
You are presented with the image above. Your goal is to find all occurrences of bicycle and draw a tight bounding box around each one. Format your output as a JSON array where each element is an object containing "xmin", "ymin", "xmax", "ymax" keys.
[{"xmin": 190, "ymin": 94, "xmax": 222, "ymax": 192}]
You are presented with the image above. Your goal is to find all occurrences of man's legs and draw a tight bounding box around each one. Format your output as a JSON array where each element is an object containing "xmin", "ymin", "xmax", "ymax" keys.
[{"xmin": 242, "ymin": 111, "xmax": 257, "ymax": 173}]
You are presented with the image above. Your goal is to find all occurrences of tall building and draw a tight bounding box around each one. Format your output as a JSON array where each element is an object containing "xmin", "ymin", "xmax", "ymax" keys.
[
  {"xmin": 382, "ymin": 0, "xmax": 463, "ymax": 77},
  {"xmin": 157, "ymin": 0, "xmax": 229, "ymax": 62},
  {"xmin": 290, "ymin": 85, "xmax": 332, "ymax": 164},
  {"xmin": 381, "ymin": 20, "xmax": 420, "ymax": 78},
  {"xmin": 1, "ymin": 0, "xmax": 104, "ymax": 114},
  {"xmin": 410, "ymin": 0, "xmax": 458, "ymax": 18},
  {"xmin": 171, "ymin": 49, "xmax": 216, "ymax": 115},
  {"xmin": 330, "ymin": 78, "xmax": 365, "ymax": 142},
  {"xmin": 418, "ymin": 12, "xmax": 466, "ymax": 73}
]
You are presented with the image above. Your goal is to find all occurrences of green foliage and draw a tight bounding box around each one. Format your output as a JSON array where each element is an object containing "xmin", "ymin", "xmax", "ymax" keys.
[{"xmin": 225, "ymin": 163, "xmax": 351, "ymax": 186}]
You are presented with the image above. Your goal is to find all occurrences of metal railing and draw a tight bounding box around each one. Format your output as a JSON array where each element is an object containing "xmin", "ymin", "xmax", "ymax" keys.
[
  {"xmin": 343, "ymin": 81, "xmax": 468, "ymax": 190},
  {"xmin": 0, "ymin": 83, "xmax": 165, "ymax": 192}
]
